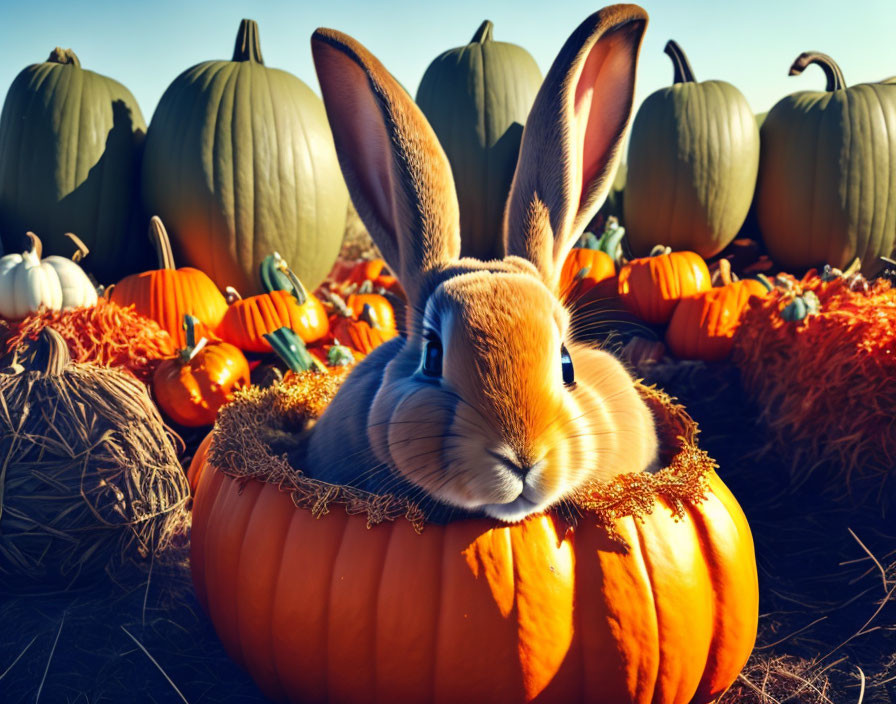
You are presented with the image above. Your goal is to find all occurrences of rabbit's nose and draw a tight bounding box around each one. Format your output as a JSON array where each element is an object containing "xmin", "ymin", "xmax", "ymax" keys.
[{"xmin": 487, "ymin": 448, "xmax": 534, "ymax": 480}]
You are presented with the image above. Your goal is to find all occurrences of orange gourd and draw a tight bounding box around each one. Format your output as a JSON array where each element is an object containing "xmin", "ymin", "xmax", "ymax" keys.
[
  {"xmin": 559, "ymin": 247, "xmax": 616, "ymax": 302},
  {"xmin": 190, "ymin": 379, "xmax": 758, "ymax": 704},
  {"xmin": 153, "ymin": 316, "xmax": 250, "ymax": 426},
  {"xmin": 111, "ymin": 216, "xmax": 227, "ymax": 347},
  {"xmin": 345, "ymin": 286, "xmax": 397, "ymax": 331},
  {"xmin": 216, "ymin": 257, "xmax": 328, "ymax": 353},
  {"xmin": 617, "ymin": 246, "xmax": 711, "ymax": 324},
  {"xmin": 666, "ymin": 261, "xmax": 771, "ymax": 361}
]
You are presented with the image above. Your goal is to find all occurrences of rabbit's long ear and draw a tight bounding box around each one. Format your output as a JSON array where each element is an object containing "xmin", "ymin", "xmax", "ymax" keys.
[
  {"xmin": 312, "ymin": 29, "xmax": 461, "ymax": 302},
  {"xmin": 504, "ymin": 5, "xmax": 647, "ymax": 290}
]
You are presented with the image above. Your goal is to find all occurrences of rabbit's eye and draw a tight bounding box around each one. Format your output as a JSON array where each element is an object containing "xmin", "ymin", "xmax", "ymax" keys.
[
  {"xmin": 561, "ymin": 344, "xmax": 574, "ymax": 385},
  {"xmin": 422, "ymin": 334, "xmax": 443, "ymax": 378}
]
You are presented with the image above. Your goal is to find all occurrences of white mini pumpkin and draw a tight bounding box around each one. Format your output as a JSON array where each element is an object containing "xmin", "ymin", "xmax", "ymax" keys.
[{"xmin": 0, "ymin": 232, "xmax": 98, "ymax": 319}]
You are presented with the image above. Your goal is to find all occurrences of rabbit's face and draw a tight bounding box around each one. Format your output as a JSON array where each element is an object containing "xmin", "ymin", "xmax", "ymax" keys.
[{"xmin": 369, "ymin": 263, "xmax": 615, "ymax": 522}]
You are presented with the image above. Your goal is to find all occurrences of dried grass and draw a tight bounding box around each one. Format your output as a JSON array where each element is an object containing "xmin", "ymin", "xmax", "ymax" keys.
[
  {"xmin": 1, "ymin": 298, "xmax": 176, "ymax": 384},
  {"xmin": 207, "ymin": 370, "xmax": 714, "ymax": 543}
]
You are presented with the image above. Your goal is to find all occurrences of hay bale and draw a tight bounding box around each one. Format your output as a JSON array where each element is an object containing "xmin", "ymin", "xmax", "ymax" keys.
[
  {"xmin": 732, "ymin": 271, "xmax": 896, "ymax": 499},
  {"xmin": 0, "ymin": 328, "xmax": 190, "ymax": 589}
]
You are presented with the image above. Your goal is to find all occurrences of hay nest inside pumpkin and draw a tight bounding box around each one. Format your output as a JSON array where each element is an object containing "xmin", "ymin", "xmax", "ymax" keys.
[
  {"xmin": 732, "ymin": 271, "xmax": 896, "ymax": 500},
  {"xmin": 0, "ymin": 329, "xmax": 190, "ymax": 589},
  {"xmin": 206, "ymin": 367, "xmax": 716, "ymax": 542},
  {"xmin": 1, "ymin": 298, "xmax": 176, "ymax": 384}
]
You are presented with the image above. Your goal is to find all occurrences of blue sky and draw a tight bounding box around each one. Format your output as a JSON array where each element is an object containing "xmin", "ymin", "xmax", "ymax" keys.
[{"xmin": 1, "ymin": 0, "xmax": 894, "ymax": 126}]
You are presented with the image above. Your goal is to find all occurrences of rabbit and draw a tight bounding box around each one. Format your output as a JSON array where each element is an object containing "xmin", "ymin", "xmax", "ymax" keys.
[{"xmin": 298, "ymin": 4, "xmax": 659, "ymax": 523}]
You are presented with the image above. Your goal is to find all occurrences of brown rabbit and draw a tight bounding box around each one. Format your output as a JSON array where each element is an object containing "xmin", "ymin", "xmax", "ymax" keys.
[{"xmin": 300, "ymin": 4, "xmax": 658, "ymax": 523}]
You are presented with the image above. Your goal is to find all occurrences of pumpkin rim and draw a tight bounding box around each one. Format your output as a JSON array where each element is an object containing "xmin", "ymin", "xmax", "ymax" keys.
[{"xmin": 202, "ymin": 370, "xmax": 717, "ymax": 540}]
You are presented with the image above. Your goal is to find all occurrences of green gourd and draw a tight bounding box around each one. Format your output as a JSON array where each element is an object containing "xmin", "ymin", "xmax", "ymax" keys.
[
  {"xmin": 0, "ymin": 48, "xmax": 148, "ymax": 282},
  {"xmin": 756, "ymin": 52, "xmax": 896, "ymax": 275},
  {"xmin": 623, "ymin": 40, "xmax": 759, "ymax": 258},
  {"xmin": 416, "ymin": 21, "xmax": 543, "ymax": 260},
  {"xmin": 141, "ymin": 19, "xmax": 348, "ymax": 295}
]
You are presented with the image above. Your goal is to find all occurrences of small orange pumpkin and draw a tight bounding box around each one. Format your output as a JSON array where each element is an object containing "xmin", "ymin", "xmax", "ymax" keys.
[
  {"xmin": 309, "ymin": 340, "xmax": 364, "ymax": 369},
  {"xmin": 331, "ymin": 300, "xmax": 398, "ymax": 355},
  {"xmin": 111, "ymin": 217, "xmax": 227, "ymax": 347},
  {"xmin": 153, "ymin": 315, "xmax": 250, "ymax": 427},
  {"xmin": 345, "ymin": 283, "xmax": 397, "ymax": 332},
  {"xmin": 617, "ymin": 246, "xmax": 711, "ymax": 324},
  {"xmin": 216, "ymin": 255, "xmax": 328, "ymax": 353},
  {"xmin": 666, "ymin": 261, "xmax": 771, "ymax": 362},
  {"xmin": 559, "ymin": 248, "xmax": 616, "ymax": 302},
  {"xmin": 345, "ymin": 258, "xmax": 387, "ymax": 286}
]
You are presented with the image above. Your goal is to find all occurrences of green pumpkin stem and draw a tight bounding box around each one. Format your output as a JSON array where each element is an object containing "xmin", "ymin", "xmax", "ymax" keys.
[
  {"xmin": 64, "ymin": 233, "xmax": 89, "ymax": 263},
  {"xmin": 148, "ymin": 216, "xmax": 177, "ymax": 270},
  {"xmin": 47, "ymin": 47, "xmax": 81, "ymax": 68},
  {"xmin": 34, "ymin": 328, "xmax": 71, "ymax": 376},
  {"xmin": 359, "ymin": 303, "xmax": 381, "ymax": 329},
  {"xmin": 789, "ymin": 52, "xmax": 846, "ymax": 91},
  {"xmin": 233, "ymin": 19, "xmax": 264, "ymax": 64},
  {"xmin": 180, "ymin": 315, "xmax": 202, "ymax": 361},
  {"xmin": 753, "ymin": 273, "xmax": 774, "ymax": 292},
  {"xmin": 470, "ymin": 20, "xmax": 494, "ymax": 44},
  {"xmin": 664, "ymin": 40, "xmax": 696, "ymax": 84},
  {"xmin": 264, "ymin": 327, "xmax": 317, "ymax": 373},
  {"xmin": 25, "ymin": 232, "xmax": 42, "ymax": 259}
]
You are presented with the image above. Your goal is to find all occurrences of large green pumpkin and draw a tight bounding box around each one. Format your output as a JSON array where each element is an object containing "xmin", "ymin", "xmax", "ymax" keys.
[
  {"xmin": 0, "ymin": 48, "xmax": 148, "ymax": 282},
  {"xmin": 416, "ymin": 21, "xmax": 542, "ymax": 260},
  {"xmin": 141, "ymin": 19, "xmax": 348, "ymax": 295},
  {"xmin": 623, "ymin": 40, "xmax": 759, "ymax": 258},
  {"xmin": 756, "ymin": 52, "xmax": 896, "ymax": 275}
]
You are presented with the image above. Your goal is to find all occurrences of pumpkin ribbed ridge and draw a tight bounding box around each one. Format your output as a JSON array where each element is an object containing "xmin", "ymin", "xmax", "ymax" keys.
[
  {"xmin": 142, "ymin": 22, "xmax": 348, "ymax": 295},
  {"xmin": 416, "ymin": 25, "xmax": 543, "ymax": 260},
  {"xmin": 624, "ymin": 43, "xmax": 759, "ymax": 259},
  {"xmin": 192, "ymin": 467, "xmax": 756, "ymax": 703},
  {"xmin": 757, "ymin": 64, "xmax": 896, "ymax": 275}
]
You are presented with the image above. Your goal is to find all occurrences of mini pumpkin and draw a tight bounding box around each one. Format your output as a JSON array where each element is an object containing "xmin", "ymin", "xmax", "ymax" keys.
[
  {"xmin": 617, "ymin": 246, "xmax": 711, "ymax": 324},
  {"xmin": 345, "ymin": 284, "xmax": 397, "ymax": 332},
  {"xmin": 152, "ymin": 315, "xmax": 250, "ymax": 427},
  {"xmin": 665, "ymin": 260, "xmax": 771, "ymax": 361},
  {"xmin": 559, "ymin": 247, "xmax": 616, "ymax": 303},
  {"xmin": 216, "ymin": 253, "xmax": 328, "ymax": 353},
  {"xmin": 330, "ymin": 299, "xmax": 398, "ymax": 355},
  {"xmin": 111, "ymin": 216, "xmax": 227, "ymax": 347},
  {"xmin": 0, "ymin": 232, "xmax": 97, "ymax": 319}
]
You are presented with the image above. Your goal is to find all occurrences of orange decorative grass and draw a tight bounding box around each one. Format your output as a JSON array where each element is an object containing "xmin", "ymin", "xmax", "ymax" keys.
[
  {"xmin": 732, "ymin": 271, "xmax": 896, "ymax": 493},
  {"xmin": 2, "ymin": 299, "xmax": 176, "ymax": 384}
]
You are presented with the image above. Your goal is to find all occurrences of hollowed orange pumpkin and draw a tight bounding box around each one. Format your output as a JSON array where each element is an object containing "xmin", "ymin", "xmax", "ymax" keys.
[{"xmin": 190, "ymin": 375, "xmax": 758, "ymax": 704}]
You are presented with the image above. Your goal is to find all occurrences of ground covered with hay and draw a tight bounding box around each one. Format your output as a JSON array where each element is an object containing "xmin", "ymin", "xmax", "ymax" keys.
[{"xmin": 1, "ymin": 356, "xmax": 893, "ymax": 703}]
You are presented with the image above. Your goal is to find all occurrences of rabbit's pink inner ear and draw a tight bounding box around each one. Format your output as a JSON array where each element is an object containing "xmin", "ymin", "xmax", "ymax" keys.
[
  {"xmin": 312, "ymin": 36, "xmax": 402, "ymax": 272},
  {"xmin": 571, "ymin": 21, "xmax": 643, "ymax": 235}
]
